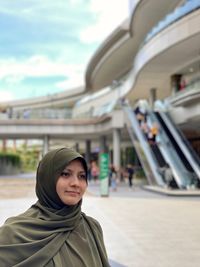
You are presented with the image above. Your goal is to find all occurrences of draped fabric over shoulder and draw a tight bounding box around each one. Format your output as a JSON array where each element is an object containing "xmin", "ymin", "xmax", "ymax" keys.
[{"xmin": 0, "ymin": 147, "xmax": 110, "ymax": 267}]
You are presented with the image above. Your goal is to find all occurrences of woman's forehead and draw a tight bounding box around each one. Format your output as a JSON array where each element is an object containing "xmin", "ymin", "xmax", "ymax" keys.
[{"xmin": 64, "ymin": 159, "xmax": 85, "ymax": 169}]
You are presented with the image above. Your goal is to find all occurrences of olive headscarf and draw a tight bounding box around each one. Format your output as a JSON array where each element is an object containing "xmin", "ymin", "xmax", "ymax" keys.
[
  {"xmin": 0, "ymin": 147, "xmax": 110, "ymax": 267},
  {"xmin": 36, "ymin": 147, "xmax": 88, "ymax": 209}
]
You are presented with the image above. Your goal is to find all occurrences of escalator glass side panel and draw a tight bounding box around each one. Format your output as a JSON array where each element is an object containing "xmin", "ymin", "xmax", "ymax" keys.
[
  {"xmin": 155, "ymin": 112, "xmax": 193, "ymax": 171},
  {"xmin": 146, "ymin": 108, "xmax": 193, "ymax": 188},
  {"xmin": 124, "ymin": 106, "xmax": 165, "ymax": 187}
]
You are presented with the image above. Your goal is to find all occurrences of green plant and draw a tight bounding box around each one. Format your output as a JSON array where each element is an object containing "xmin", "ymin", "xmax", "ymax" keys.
[
  {"xmin": 0, "ymin": 152, "xmax": 21, "ymax": 167},
  {"xmin": 16, "ymin": 146, "xmax": 40, "ymax": 172},
  {"xmin": 135, "ymin": 168, "xmax": 145, "ymax": 179}
]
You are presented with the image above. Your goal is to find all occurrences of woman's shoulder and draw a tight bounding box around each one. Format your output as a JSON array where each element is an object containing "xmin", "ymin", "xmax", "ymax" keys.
[
  {"xmin": 0, "ymin": 203, "xmax": 44, "ymax": 247},
  {"xmin": 0, "ymin": 204, "xmax": 38, "ymax": 239},
  {"xmin": 82, "ymin": 213, "xmax": 100, "ymax": 225},
  {"xmin": 0, "ymin": 214, "xmax": 21, "ymax": 244},
  {"xmin": 81, "ymin": 213, "xmax": 103, "ymax": 233}
]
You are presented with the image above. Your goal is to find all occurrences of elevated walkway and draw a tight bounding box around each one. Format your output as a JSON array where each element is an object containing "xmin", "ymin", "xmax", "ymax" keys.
[{"xmin": 0, "ymin": 115, "xmax": 113, "ymax": 139}]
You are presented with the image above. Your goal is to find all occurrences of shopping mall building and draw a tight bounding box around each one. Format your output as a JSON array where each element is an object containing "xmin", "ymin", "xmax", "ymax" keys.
[{"xmin": 0, "ymin": 0, "xmax": 200, "ymax": 189}]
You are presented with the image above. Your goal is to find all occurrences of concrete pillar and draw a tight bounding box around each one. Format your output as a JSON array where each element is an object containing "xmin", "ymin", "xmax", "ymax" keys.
[
  {"xmin": 75, "ymin": 142, "xmax": 79, "ymax": 152},
  {"xmin": 85, "ymin": 139, "xmax": 91, "ymax": 164},
  {"xmin": 99, "ymin": 135, "xmax": 108, "ymax": 153},
  {"xmin": 2, "ymin": 139, "xmax": 7, "ymax": 153},
  {"xmin": 149, "ymin": 88, "xmax": 157, "ymax": 109},
  {"xmin": 113, "ymin": 128, "xmax": 121, "ymax": 169},
  {"xmin": 43, "ymin": 135, "xmax": 49, "ymax": 156},
  {"xmin": 13, "ymin": 139, "xmax": 17, "ymax": 152},
  {"xmin": 171, "ymin": 74, "xmax": 182, "ymax": 95}
]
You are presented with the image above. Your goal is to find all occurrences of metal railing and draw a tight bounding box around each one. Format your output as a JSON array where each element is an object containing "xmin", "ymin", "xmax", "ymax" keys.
[{"xmin": 143, "ymin": 0, "xmax": 200, "ymax": 45}]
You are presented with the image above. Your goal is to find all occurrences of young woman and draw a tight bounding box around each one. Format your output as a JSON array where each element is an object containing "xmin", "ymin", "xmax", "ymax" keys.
[{"xmin": 0, "ymin": 147, "xmax": 110, "ymax": 267}]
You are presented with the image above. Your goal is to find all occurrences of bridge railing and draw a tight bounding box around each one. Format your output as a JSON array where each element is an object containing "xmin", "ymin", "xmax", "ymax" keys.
[{"xmin": 0, "ymin": 108, "xmax": 72, "ymax": 120}]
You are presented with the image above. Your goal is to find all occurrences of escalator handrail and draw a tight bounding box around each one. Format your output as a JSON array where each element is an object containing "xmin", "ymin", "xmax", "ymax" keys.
[
  {"xmin": 139, "ymin": 101, "xmax": 194, "ymax": 187},
  {"xmin": 154, "ymin": 102, "xmax": 200, "ymax": 180},
  {"xmin": 123, "ymin": 105, "xmax": 165, "ymax": 186}
]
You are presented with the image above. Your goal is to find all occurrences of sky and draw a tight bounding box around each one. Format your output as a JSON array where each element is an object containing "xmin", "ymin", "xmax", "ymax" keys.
[{"xmin": 0, "ymin": 0, "xmax": 129, "ymax": 103}]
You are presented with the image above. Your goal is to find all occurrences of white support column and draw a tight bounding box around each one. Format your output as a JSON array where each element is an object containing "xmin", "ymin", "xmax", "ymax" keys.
[
  {"xmin": 113, "ymin": 128, "xmax": 121, "ymax": 169},
  {"xmin": 85, "ymin": 139, "xmax": 91, "ymax": 164},
  {"xmin": 43, "ymin": 135, "xmax": 49, "ymax": 156},
  {"xmin": 149, "ymin": 88, "xmax": 157, "ymax": 109},
  {"xmin": 75, "ymin": 142, "xmax": 79, "ymax": 152},
  {"xmin": 99, "ymin": 135, "xmax": 107, "ymax": 153}
]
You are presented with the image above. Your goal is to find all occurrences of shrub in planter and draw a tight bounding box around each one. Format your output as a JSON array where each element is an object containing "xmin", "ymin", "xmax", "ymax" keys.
[{"xmin": 0, "ymin": 152, "xmax": 21, "ymax": 175}]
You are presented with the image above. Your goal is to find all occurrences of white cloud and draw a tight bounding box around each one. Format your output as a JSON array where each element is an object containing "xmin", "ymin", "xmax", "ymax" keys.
[
  {"xmin": 0, "ymin": 54, "xmax": 86, "ymax": 98},
  {"xmin": 0, "ymin": 0, "xmax": 129, "ymax": 101},
  {"xmin": 80, "ymin": 0, "xmax": 129, "ymax": 43},
  {"xmin": 0, "ymin": 55, "xmax": 85, "ymax": 80},
  {"xmin": 56, "ymin": 77, "xmax": 83, "ymax": 90},
  {"xmin": 56, "ymin": 74, "xmax": 83, "ymax": 90},
  {"xmin": 69, "ymin": 0, "xmax": 84, "ymax": 6},
  {"xmin": 0, "ymin": 90, "xmax": 14, "ymax": 102},
  {"xmin": 55, "ymin": 63, "xmax": 85, "ymax": 90},
  {"xmin": 4, "ymin": 75, "xmax": 25, "ymax": 85}
]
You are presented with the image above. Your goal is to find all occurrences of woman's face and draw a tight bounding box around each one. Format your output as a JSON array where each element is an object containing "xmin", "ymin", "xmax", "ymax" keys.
[{"xmin": 56, "ymin": 159, "xmax": 87, "ymax": 206}]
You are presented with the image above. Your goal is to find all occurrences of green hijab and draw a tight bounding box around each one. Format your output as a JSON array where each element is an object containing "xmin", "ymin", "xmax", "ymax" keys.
[{"xmin": 0, "ymin": 147, "xmax": 110, "ymax": 267}]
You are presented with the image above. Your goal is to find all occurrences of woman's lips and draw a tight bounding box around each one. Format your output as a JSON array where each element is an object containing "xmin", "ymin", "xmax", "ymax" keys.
[{"xmin": 65, "ymin": 191, "xmax": 80, "ymax": 196}]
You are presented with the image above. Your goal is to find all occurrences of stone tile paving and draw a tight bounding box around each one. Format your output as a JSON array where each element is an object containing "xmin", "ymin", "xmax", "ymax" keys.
[{"xmin": 0, "ymin": 177, "xmax": 200, "ymax": 267}]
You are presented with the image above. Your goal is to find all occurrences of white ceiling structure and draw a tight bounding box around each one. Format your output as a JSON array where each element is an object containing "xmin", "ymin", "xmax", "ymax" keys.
[
  {"xmin": 85, "ymin": 0, "xmax": 200, "ymax": 133},
  {"xmin": 85, "ymin": 0, "xmax": 182, "ymax": 92}
]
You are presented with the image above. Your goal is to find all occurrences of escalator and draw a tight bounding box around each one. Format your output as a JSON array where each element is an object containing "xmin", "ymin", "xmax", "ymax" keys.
[
  {"xmin": 123, "ymin": 105, "xmax": 165, "ymax": 187},
  {"xmin": 124, "ymin": 100, "xmax": 200, "ymax": 189},
  {"xmin": 155, "ymin": 100, "xmax": 200, "ymax": 180},
  {"xmin": 146, "ymin": 111, "xmax": 194, "ymax": 188},
  {"xmin": 150, "ymin": 143, "xmax": 166, "ymax": 167},
  {"xmin": 154, "ymin": 108, "xmax": 200, "ymax": 187}
]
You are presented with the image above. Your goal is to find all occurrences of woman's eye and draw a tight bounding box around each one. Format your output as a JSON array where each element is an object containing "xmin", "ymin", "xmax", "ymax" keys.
[
  {"xmin": 61, "ymin": 172, "xmax": 70, "ymax": 177},
  {"xmin": 79, "ymin": 174, "xmax": 86, "ymax": 180}
]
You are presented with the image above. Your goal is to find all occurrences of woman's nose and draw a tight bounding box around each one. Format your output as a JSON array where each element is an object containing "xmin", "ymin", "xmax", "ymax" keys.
[{"xmin": 70, "ymin": 175, "xmax": 79, "ymax": 185}]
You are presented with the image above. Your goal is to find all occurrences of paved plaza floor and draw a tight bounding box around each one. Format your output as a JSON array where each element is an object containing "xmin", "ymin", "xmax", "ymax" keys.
[{"xmin": 0, "ymin": 175, "xmax": 200, "ymax": 267}]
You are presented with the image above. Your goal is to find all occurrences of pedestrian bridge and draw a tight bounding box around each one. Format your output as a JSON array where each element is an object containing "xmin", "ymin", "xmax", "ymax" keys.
[{"xmin": 0, "ymin": 110, "xmax": 125, "ymax": 141}]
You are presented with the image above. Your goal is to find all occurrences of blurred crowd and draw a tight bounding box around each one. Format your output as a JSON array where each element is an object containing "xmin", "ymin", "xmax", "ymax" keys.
[{"xmin": 87, "ymin": 160, "xmax": 137, "ymax": 191}]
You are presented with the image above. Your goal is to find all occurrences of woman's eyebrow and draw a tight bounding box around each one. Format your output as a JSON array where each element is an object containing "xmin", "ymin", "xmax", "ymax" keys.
[
  {"xmin": 62, "ymin": 168, "xmax": 71, "ymax": 172},
  {"xmin": 62, "ymin": 168, "xmax": 85, "ymax": 173}
]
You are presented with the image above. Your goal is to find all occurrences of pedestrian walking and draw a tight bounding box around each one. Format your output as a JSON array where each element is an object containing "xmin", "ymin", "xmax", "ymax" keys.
[
  {"xmin": 91, "ymin": 160, "xmax": 99, "ymax": 183},
  {"xmin": 110, "ymin": 164, "xmax": 118, "ymax": 191},
  {"xmin": 126, "ymin": 164, "xmax": 134, "ymax": 189},
  {"xmin": 0, "ymin": 147, "xmax": 110, "ymax": 267},
  {"xmin": 148, "ymin": 122, "xmax": 159, "ymax": 145}
]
